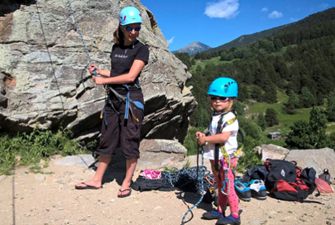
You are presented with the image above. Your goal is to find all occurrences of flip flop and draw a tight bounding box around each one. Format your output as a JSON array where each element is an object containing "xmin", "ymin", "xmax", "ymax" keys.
[
  {"xmin": 117, "ymin": 188, "xmax": 132, "ymax": 198},
  {"xmin": 75, "ymin": 182, "xmax": 102, "ymax": 190}
]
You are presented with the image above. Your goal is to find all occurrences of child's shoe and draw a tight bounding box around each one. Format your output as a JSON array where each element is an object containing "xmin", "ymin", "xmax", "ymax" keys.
[
  {"xmin": 216, "ymin": 214, "xmax": 241, "ymax": 225},
  {"xmin": 234, "ymin": 178, "xmax": 251, "ymax": 201},
  {"xmin": 201, "ymin": 210, "xmax": 224, "ymax": 220},
  {"xmin": 249, "ymin": 179, "xmax": 267, "ymax": 200}
]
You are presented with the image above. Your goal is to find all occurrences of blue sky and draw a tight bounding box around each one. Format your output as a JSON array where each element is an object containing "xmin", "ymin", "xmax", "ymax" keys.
[{"xmin": 141, "ymin": 0, "xmax": 335, "ymax": 51}]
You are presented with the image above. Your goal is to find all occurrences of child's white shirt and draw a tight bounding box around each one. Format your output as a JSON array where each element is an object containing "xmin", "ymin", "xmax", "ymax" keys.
[{"xmin": 203, "ymin": 111, "xmax": 239, "ymax": 160}]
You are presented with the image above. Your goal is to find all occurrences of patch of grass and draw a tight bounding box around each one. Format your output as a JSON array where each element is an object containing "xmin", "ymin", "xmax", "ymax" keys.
[
  {"xmin": 0, "ymin": 130, "xmax": 88, "ymax": 175},
  {"xmin": 326, "ymin": 122, "xmax": 335, "ymax": 134},
  {"xmin": 191, "ymin": 57, "xmax": 234, "ymax": 74},
  {"xmin": 247, "ymin": 90, "xmax": 311, "ymax": 132}
]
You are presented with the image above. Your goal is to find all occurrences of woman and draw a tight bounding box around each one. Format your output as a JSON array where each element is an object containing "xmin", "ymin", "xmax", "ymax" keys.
[{"xmin": 75, "ymin": 6, "xmax": 149, "ymax": 198}]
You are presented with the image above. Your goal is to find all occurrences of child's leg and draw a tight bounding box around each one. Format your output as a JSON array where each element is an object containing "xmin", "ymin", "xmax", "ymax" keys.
[
  {"xmin": 210, "ymin": 160, "xmax": 228, "ymax": 214},
  {"xmin": 217, "ymin": 172, "xmax": 228, "ymax": 214},
  {"xmin": 225, "ymin": 158, "xmax": 239, "ymax": 217}
]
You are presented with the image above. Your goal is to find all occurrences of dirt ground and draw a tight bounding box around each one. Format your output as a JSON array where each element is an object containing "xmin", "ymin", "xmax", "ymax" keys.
[{"xmin": 0, "ymin": 155, "xmax": 334, "ymax": 225}]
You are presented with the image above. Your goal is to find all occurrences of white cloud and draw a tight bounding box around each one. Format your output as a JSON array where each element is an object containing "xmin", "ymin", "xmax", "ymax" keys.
[
  {"xmin": 268, "ymin": 10, "xmax": 283, "ymax": 19},
  {"xmin": 261, "ymin": 7, "xmax": 268, "ymax": 12},
  {"xmin": 205, "ymin": 0, "xmax": 239, "ymax": 19},
  {"xmin": 167, "ymin": 36, "xmax": 175, "ymax": 46}
]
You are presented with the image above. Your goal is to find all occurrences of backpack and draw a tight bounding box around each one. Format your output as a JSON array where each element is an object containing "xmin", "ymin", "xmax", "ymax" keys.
[
  {"xmin": 264, "ymin": 159, "xmax": 317, "ymax": 202},
  {"xmin": 242, "ymin": 164, "xmax": 268, "ymax": 182},
  {"xmin": 264, "ymin": 159, "xmax": 297, "ymax": 191}
]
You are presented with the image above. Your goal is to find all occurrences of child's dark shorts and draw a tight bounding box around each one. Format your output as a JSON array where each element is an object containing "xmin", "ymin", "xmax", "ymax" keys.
[{"xmin": 95, "ymin": 90, "xmax": 144, "ymax": 159}]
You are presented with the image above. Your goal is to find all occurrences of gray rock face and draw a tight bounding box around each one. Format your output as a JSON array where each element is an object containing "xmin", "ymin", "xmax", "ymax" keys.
[
  {"xmin": 285, "ymin": 148, "xmax": 335, "ymax": 178},
  {"xmin": 254, "ymin": 144, "xmax": 290, "ymax": 161},
  {"xmin": 255, "ymin": 144, "xmax": 335, "ymax": 179},
  {"xmin": 138, "ymin": 139, "xmax": 187, "ymax": 169},
  {"xmin": 0, "ymin": 0, "xmax": 196, "ymax": 142}
]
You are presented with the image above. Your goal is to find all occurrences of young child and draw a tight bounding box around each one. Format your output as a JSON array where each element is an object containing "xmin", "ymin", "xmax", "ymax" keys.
[{"xmin": 196, "ymin": 77, "xmax": 241, "ymax": 225}]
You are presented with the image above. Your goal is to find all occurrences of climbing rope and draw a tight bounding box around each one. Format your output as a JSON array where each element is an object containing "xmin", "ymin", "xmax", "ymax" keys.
[
  {"xmin": 63, "ymin": 0, "xmax": 103, "ymax": 89},
  {"xmin": 64, "ymin": 0, "xmax": 93, "ymax": 66},
  {"xmin": 35, "ymin": 2, "xmax": 65, "ymax": 112},
  {"xmin": 180, "ymin": 146, "xmax": 208, "ymax": 225}
]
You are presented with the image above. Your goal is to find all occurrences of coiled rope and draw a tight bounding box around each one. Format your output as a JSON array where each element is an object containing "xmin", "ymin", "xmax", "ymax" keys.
[{"xmin": 179, "ymin": 147, "xmax": 208, "ymax": 225}]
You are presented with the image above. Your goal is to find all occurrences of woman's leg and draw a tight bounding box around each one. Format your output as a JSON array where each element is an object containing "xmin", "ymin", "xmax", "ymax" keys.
[
  {"xmin": 75, "ymin": 155, "xmax": 111, "ymax": 188},
  {"xmin": 120, "ymin": 158, "xmax": 137, "ymax": 190},
  {"xmin": 117, "ymin": 158, "xmax": 137, "ymax": 197}
]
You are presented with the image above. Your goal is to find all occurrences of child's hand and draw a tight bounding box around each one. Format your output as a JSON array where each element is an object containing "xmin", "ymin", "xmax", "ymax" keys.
[{"xmin": 195, "ymin": 131, "xmax": 206, "ymax": 146}]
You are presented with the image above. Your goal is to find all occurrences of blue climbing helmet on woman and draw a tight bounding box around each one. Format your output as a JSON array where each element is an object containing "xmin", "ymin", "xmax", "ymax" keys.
[{"xmin": 119, "ymin": 6, "xmax": 143, "ymax": 25}]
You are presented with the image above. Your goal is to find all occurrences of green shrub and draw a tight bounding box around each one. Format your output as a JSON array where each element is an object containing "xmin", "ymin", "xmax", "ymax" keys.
[
  {"xmin": 237, "ymin": 136, "xmax": 262, "ymax": 172},
  {"xmin": 0, "ymin": 130, "xmax": 88, "ymax": 174}
]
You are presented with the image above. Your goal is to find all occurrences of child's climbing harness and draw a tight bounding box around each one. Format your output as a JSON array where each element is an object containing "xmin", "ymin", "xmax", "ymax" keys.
[{"xmin": 213, "ymin": 111, "xmax": 243, "ymax": 196}]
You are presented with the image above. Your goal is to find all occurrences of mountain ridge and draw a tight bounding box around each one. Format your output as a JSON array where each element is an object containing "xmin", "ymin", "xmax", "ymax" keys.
[{"xmin": 173, "ymin": 41, "xmax": 211, "ymax": 55}]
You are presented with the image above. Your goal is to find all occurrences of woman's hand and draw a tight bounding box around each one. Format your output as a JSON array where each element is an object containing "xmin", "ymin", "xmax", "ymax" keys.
[
  {"xmin": 88, "ymin": 64, "xmax": 98, "ymax": 75},
  {"xmin": 92, "ymin": 76, "xmax": 106, "ymax": 85}
]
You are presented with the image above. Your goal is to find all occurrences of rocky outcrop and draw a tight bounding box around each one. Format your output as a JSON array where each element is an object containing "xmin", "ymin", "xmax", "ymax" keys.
[
  {"xmin": 285, "ymin": 148, "xmax": 335, "ymax": 178},
  {"xmin": 255, "ymin": 144, "xmax": 335, "ymax": 178},
  {"xmin": 138, "ymin": 139, "xmax": 187, "ymax": 169},
  {"xmin": 0, "ymin": 0, "xmax": 196, "ymax": 143},
  {"xmin": 254, "ymin": 144, "xmax": 290, "ymax": 161}
]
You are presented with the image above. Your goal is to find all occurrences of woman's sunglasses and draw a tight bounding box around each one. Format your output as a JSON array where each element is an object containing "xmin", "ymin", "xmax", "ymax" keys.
[
  {"xmin": 124, "ymin": 25, "xmax": 141, "ymax": 32},
  {"xmin": 210, "ymin": 96, "xmax": 230, "ymax": 101}
]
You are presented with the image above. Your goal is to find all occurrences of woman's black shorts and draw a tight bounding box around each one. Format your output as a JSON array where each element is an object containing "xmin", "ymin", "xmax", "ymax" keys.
[{"xmin": 95, "ymin": 90, "xmax": 144, "ymax": 159}]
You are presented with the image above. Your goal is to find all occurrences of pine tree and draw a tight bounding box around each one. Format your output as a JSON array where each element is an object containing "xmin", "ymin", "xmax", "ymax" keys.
[{"xmin": 265, "ymin": 108, "xmax": 279, "ymax": 127}]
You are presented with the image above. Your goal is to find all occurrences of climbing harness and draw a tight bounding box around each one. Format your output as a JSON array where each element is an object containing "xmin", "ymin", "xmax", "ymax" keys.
[
  {"xmin": 213, "ymin": 112, "xmax": 244, "ymax": 196},
  {"xmin": 105, "ymin": 85, "xmax": 144, "ymax": 125},
  {"xmin": 213, "ymin": 112, "xmax": 237, "ymax": 170}
]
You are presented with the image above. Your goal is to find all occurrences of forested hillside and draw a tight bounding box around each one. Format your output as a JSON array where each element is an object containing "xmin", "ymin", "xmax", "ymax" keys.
[
  {"xmin": 193, "ymin": 7, "xmax": 335, "ymax": 104},
  {"xmin": 178, "ymin": 8, "xmax": 335, "ymax": 168}
]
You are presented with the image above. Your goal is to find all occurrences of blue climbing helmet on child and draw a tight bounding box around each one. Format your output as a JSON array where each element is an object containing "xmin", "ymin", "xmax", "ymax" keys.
[
  {"xmin": 207, "ymin": 77, "xmax": 238, "ymax": 98},
  {"xmin": 119, "ymin": 6, "xmax": 143, "ymax": 26}
]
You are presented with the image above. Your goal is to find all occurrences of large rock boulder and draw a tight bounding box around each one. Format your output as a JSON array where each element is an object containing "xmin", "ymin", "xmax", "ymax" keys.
[
  {"xmin": 138, "ymin": 139, "xmax": 187, "ymax": 169},
  {"xmin": 254, "ymin": 144, "xmax": 290, "ymax": 162},
  {"xmin": 285, "ymin": 148, "xmax": 335, "ymax": 178},
  {"xmin": 0, "ymin": 0, "xmax": 196, "ymax": 143},
  {"xmin": 255, "ymin": 144, "xmax": 335, "ymax": 179}
]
